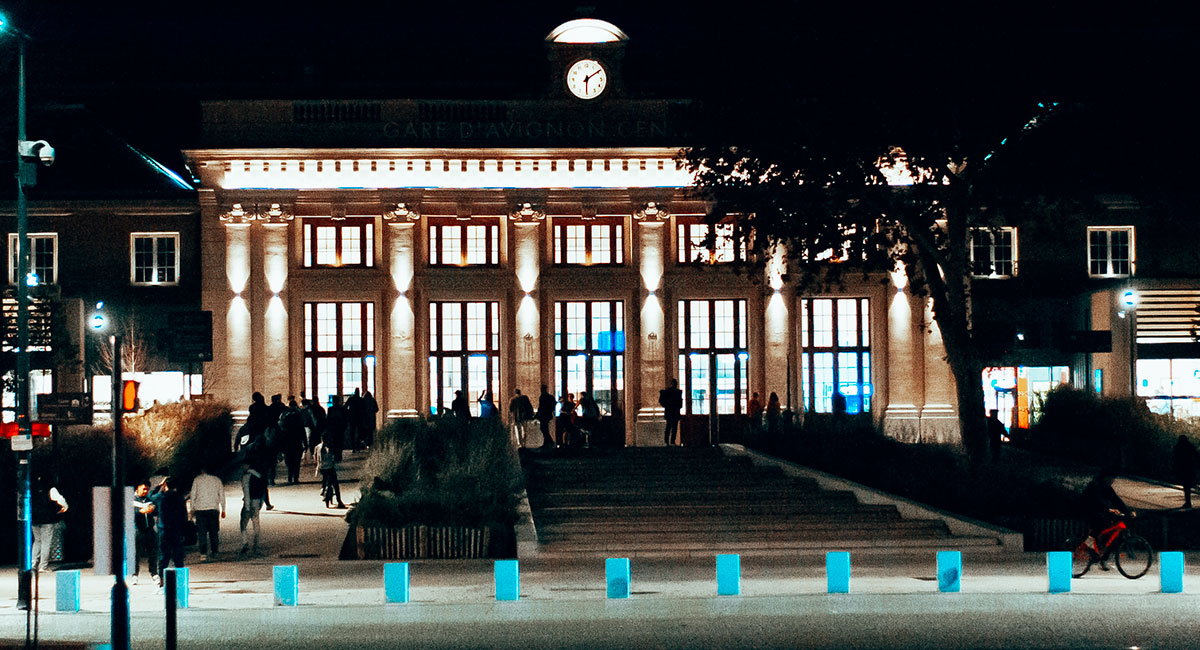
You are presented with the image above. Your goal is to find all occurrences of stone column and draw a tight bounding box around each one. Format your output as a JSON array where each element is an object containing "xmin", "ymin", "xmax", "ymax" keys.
[
  {"xmin": 762, "ymin": 243, "xmax": 790, "ymax": 410},
  {"xmin": 920, "ymin": 297, "xmax": 959, "ymax": 444},
  {"xmin": 882, "ymin": 284, "xmax": 923, "ymax": 442},
  {"xmin": 511, "ymin": 222, "xmax": 542, "ymax": 400},
  {"xmin": 223, "ymin": 223, "xmax": 253, "ymax": 413},
  {"xmin": 386, "ymin": 220, "xmax": 419, "ymax": 419},
  {"xmin": 634, "ymin": 219, "xmax": 667, "ymax": 446},
  {"xmin": 261, "ymin": 224, "xmax": 289, "ymax": 396}
]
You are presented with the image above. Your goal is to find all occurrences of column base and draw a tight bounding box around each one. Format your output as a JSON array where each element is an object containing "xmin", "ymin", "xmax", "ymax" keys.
[
  {"xmin": 385, "ymin": 409, "xmax": 422, "ymax": 421},
  {"xmin": 882, "ymin": 404, "xmax": 921, "ymax": 443},
  {"xmin": 919, "ymin": 404, "xmax": 959, "ymax": 445},
  {"xmin": 634, "ymin": 407, "xmax": 667, "ymax": 447}
]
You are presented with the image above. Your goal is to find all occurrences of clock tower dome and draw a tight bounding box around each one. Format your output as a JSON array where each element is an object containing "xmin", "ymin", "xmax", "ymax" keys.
[{"xmin": 546, "ymin": 18, "xmax": 629, "ymax": 101}]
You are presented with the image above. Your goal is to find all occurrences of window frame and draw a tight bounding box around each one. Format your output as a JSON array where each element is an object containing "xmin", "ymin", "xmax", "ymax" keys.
[
  {"xmin": 1086, "ymin": 226, "xmax": 1135, "ymax": 278},
  {"xmin": 553, "ymin": 300, "xmax": 626, "ymax": 416},
  {"xmin": 969, "ymin": 226, "xmax": 1018, "ymax": 278},
  {"xmin": 677, "ymin": 298, "xmax": 749, "ymax": 416},
  {"xmin": 303, "ymin": 301, "xmax": 376, "ymax": 407},
  {"xmin": 552, "ymin": 217, "xmax": 625, "ymax": 266},
  {"xmin": 428, "ymin": 217, "xmax": 501, "ymax": 267},
  {"xmin": 799, "ymin": 297, "xmax": 872, "ymax": 414},
  {"xmin": 428, "ymin": 301, "xmax": 501, "ymax": 416},
  {"xmin": 676, "ymin": 216, "xmax": 746, "ymax": 265},
  {"xmin": 302, "ymin": 218, "xmax": 375, "ymax": 268},
  {"xmin": 129, "ymin": 232, "xmax": 180, "ymax": 286},
  {"xmin": 8, "ymin": 232, "xmax": 58, "ymax": 286}
]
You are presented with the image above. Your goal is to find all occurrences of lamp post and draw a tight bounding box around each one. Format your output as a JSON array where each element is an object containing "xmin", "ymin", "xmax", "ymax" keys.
[{"xmin": 1121, "ymin": 289, "xmax": 1139, "ymax": 398}]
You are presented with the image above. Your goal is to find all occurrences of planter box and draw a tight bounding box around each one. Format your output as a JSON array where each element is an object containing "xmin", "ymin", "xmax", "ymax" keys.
[{"xmin": 356, "ymin": 525, "xmax": 492, "ymax": 559}]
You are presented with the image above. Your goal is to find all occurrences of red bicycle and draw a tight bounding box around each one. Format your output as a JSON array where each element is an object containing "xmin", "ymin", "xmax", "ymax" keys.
[{"xmin": 1064, "ymin": 513, "xmax": 1153, "ymax": 579}]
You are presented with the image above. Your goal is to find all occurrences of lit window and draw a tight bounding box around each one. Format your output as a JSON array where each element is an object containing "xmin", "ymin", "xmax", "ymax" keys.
[
  {"xmin": 130, "ymin": 233, "xmax": 179, "ymax": 285},
  {"xmin": 553, "ymin": 218, "xmax": 624, "ymax": 265},
  {"xmin": 428, "ymin": 301, "xmax": 500, "ymax": 416},
  {"xmin": 553, "ymin": 300, "xmax": 625, "ymax": 417},
  {"xmin": 800, "ymin": 297, "xmax": 871, "ymax": 414},
  {"xmin": 677, "ymin": 217, "xmax": 746, "ymax": 264},
  {"xmin": 303, "ymin": 218, "xmax": 374, "ymax": 268},
  {"xmin": 429, "ymin": 218, "xmax": 499, "ymax": 266},
  {"xmin": 970, "ymin": 227, "xmax": 1018, "ymax": 277},
  {"xmin": 8, "ymin": 233, "xmax": 57, "ymax": 286},
  {"xmin": 303, "ymin": 301, "xmax": 375, "ymax": 407},
  {"xmin": 677, "ymin": 299, "xmax": 749, "ymax": 415},
  {"xmin": 1087, "ymin": 226, "xmax": 1134, "ymax": 277}
]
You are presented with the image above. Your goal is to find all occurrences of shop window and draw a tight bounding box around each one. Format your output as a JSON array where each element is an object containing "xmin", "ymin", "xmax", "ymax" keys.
[
  {"xmin": 1087, "ymin": 226, "xmax": 1134, "ymax": 277},
  {"xmin": 303, "ymin": 219, "xmax": 374, "ymax": 268},
  {"xmin": 8, "ymin": 233, "xmax": 57, "ymax": 286},
  {"xmin": 429, "ymin": 218, "xmax": 499, "ymax": 266},
  {"xmin": 970, "ymin": 227, "xmax": 1017, "ymax": 277}
]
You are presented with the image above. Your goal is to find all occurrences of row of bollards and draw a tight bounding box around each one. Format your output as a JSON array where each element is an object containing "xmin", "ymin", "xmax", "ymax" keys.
[{"xmin": 48, "ymin": 550, "xmax": 1189, "ymax": 612}]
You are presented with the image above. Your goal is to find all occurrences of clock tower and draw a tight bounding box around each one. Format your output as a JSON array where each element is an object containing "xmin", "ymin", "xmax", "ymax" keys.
[{"xmin": 546, "ymin": 18, "xmax": 629, "ymax": 101}]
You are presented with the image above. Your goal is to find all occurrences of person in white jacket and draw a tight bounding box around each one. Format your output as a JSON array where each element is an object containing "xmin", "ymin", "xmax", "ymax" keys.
[{"xmin": 187, "ymin": 467, "xmax": 225, "ymax": 561}]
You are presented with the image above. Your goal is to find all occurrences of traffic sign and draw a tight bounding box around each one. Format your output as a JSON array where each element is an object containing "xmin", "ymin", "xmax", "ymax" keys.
[{"xmin": 36, "ymin": 392, "xmax": 93, "ymax": 425}]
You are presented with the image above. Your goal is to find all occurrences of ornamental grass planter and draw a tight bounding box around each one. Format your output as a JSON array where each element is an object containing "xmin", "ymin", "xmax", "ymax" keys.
[{"xmin": 356, "ymin": 524, "xmax": 492, "ymax": 559}]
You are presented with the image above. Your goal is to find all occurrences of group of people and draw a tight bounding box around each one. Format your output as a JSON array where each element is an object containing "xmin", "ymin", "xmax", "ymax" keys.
[{"xmin": 130, "ymin": 465, "xmax": 225, "ymax": 588}]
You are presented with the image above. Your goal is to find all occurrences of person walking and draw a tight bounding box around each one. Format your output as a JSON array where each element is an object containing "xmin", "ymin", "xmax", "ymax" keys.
[
  {"xmin": 325, "ymin": 395, "xmax": 349, "ymax": 462},
  {"xmin": 1172, "ymin": 435, "xmax": 1200, "ymax": 508},
  {"xmin": 187, "ymin": 466, "xmax": 225, "ymax": 561},
  {"xmin": 535, "ymin": 384, "xmax": 557, "ymax": 448},
  {"xmin": 30, "ymin": 473, "xmax": 68, "ymax": 573},
  {"xmin": 578, "ymin": 390, "xmax": 600, "ymax": 446},
  {"xmin": 318, "ymin": 438, "xmax": 346, "ymax": 508},
  {"xmin": 237, "ymin": 391, "xmax": 271, "ymax": 451},
  {"xmin": 986, "ymin": 409, "xmax": 1008, "ymax": 461},
  {"xmin": 509, "ymin": 388, "xmax": 534, "ymax": 446},
  {"xmin": 360, "ymin": 390, "xmax": 379, "ymax": 450},
  {"xmin": 279, "ymin": 404, "xmax": 307, "ymax": 484},
  {"xmin": 238, "ymin": 462, "xmax": 267, "ymax": 556},
  {"xmin": 557, "ymin": 393, "xmax": 577, "ymax": 447},
  {"xmin": 147, "ymin": 475, "xmax": 188, "ymax": 584},
  {"xmin": 479, "ymin": 389, "xmax": 498, "ymax": 419},
  {"xmin": 301, "ymin": 394, "xmax": 326, "ymax": 461},
  {"xmin": 659, "ymin": 378, "xmax": 683, "ymax": 446}
]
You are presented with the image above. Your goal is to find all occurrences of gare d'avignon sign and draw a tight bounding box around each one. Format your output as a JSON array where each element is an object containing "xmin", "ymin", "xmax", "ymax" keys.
[{"xmin": 383, "ymin": 118, "xmax": 679, "ymax": 144}]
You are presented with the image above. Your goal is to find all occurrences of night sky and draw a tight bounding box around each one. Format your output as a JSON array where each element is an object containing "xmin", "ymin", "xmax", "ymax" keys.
[{"xmin": 0, "ymin": 1, "xmax": 1192, "ymax": 180}]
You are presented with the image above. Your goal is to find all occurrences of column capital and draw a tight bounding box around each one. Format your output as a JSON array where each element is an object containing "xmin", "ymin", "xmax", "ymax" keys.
[{"xmin": 633, "ymin": 201, "xmax": 669, "ymax": 223}]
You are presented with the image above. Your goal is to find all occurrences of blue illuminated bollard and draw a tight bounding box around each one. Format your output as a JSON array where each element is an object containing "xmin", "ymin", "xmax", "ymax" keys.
[
  {"xmin": 384, "ymin": 562, "xmax": 410, "ymax": 603},
  {"xmin": 1046, "ymin": 551, "xmax": 1072, "ymax": 593},
  {"xmin": 273, "ymin": 565, "xmax": 298, "ymax": 607},
  {"xmin": 716, "ymin": 554, "xmax": 740, "ymax": 596},
  {"xmin": 171, "ymin": 567, "xmax": 190, "ymax": 608},
  {"xmin": 1161, "ymin": 551, "xmax": 1184, "ymax": 594},
  {"xmin": 826, "ymin": 552, "xmax": 851, "ymax": 594},
  {"xmin": 56, "ymin": 570, "xmax": 80, "ymax": 613},
  {"xmin": 937, "ymin": 551, "xmax": 961, "ymax": 593},
  {"xmin": 495, "ymin": 560, "xmax": 519, "ymax": 601},
  {"xmin": 606, "ymin": 557, "xmax": 631, "ymax": 599}
]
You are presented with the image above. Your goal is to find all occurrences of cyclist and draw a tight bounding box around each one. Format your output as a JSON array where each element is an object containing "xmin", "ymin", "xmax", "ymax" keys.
[{"xmin": 1080, "ymin": 468, "xmax": 1134, "ymax": 570}]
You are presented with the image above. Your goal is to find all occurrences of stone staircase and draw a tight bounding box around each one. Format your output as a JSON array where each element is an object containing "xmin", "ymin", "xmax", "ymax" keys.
[{"xmin": 522, "ymin": 446, "xmax": 1005, "ymax": 558}]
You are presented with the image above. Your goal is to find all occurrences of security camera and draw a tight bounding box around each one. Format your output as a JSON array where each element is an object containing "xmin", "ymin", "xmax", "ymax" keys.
[{"xmin": 17, "ymin": 140, "xmax": 54, "ymax": 166}]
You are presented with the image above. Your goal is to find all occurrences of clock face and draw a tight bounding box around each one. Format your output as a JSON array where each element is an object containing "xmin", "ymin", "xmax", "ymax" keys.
[{"xmin": 566, "ymin": 59, "xmax": 607, "ymax": 100}]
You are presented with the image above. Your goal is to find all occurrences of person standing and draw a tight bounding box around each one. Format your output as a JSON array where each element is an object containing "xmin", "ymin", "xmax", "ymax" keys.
[
  {"xmin": 360, "ymin": 390, "xmax": 379, "ymax": 450},
  {"xmin": 557, "ymin": 393, "xmax": 577, "ymax": 447},
  {"xmin": 325, "ymin": 395, "xmax": 349, "ymax": 462},
  {"xmin": 131, "ymin": 482, "xmax": 158, "ymax": 584},
  {"xmin": 30, "ymin": 473, "xmax": 68, "ymax": 572},
  {"xmin": 451, "ymin": 389, "xmax": 471, "ymax": 431},
  {"xmin": 345, "ymin": 388, "xmax": 364, "ymax": 452},
  {"xmin": 535, "ymin": 384, "xmax": 557, "ymax": 448},
  {"xmin": 578, "ymin": 390, "xmax": 600, "ymax": 445},
  {"xmin": 479, "ymin": 390, "xmax": 498, "ymax": 419},
  {"xmin": 302, "ymin": 394, "xmax": 326, "ymax": 460},
  {"xmin": 318, "ymin": 439, "xmax": 346, "ymax": 508},
  {"xmin": 509, "ymin": 388, "xmax": 534, "ymax": 446},
  {"xmin": 187, "ymin": 466, "xmax": 226, "ymax": 561},
  {"xmin": 765, "ymin": 392, "xmax": 782, "ymax": 440},
  {"xmin": 986, "ymin": 409, "xmax": 1008, "ymax": 461},
  {"xmin": 748, "ymin": 392, "xmax": 764, "ymax": 428},
  {"xmin": 279, "ymin": 404, "xmax": 307, "ymax": 484},
  {"xmin": 659, "ymin": 378, "xmax": 683, "ymax": 446},
  {"xmin": 238, "ymin": 462, "xmax": 267, "ymax": 555},
  {"xmin": 237, "ymin": 391, "xmax": 271, "ymax": 451},
  {"xmin": 147, "ymin": 476, "xmax": 188, "ymax": 584},
  {"xmin": 1172, "ymin": 435, "xmax": 1200, "ymax": 508}
]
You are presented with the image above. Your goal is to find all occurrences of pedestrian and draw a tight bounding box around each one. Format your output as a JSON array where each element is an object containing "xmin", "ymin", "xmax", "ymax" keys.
[
  {"xmin": 479, "ymin": 389, "xmax": 498, "ymax": 419},
  {"xmin": 237, "ymin": 391, "xmax": 271, "ymax": 451},
  {"xmin": 557, "ymin": 392, "xmax": 577, "ymax": 447},
  {"xmin": 578, "ymin": 390, "xmax": 600, "ymax": 445},
  {"xmin": 765, "ymin": 392, "xmax": 781, "ymax": 439},
  {"xmin": 748, "ymin": 391, "xmax": 764, "ymax": 429},
  {"xmin": 451, "ymin": 389, "xmax": 471, "ymax": 432},
  {"xmin": 131, "ymin": 482, "xmax": 158, "ymax": 585},
  {"xmin": 301, "ymin": 394, "xmax": 326, "ymax": 460},
  {"xmin": 659, "ymin": 378, "xmax": 683, "ymax": 446},
  {"xmin": 509, "ymin": 388, "xmax": 534, "ymax": 446},
  {"xmin": 146, "ymin": 475, "xmax": 188, "ymax": 584},
  {"xmin": 535, "ymin": 384, "xmax": 557, "ymax": 448},
  {"xmin": 265, "ymin": 394, "xmax": 286, "ymax": 484},
  {"xmin": 325, "ymin": 394, "xmax": 349, "ymax": 462},
  {"xmin": 279, "ymin": 404, "xmax": 307, "ymax": 484},
  {"xmin": 346, "ymin": 388, "xmax": 364, "ymax": 452},
  {"xmin": 30, "ymin": 472, "xmax": 68, "ymax": 572},
  {"xmin": 318, "ymin": 438, "xmax": 346, "ymax": 508},
  {"xmin": 187, "ymin": 466, "xmax": 225, "ymax": 561},
  {"xmin": 359, "ymin": 390, "xmax": 379, "ymax": 449},
  {"xmin": 986, "ymin": 409, "xmax": 1007, "ymax": 462},
  {"xmin": 238, "ymin": 462, "xmax": 266, "ymax": 556},
  {"xmin": 1172, "ymin": 435, "xmax": 1200, "ymax": 508}
]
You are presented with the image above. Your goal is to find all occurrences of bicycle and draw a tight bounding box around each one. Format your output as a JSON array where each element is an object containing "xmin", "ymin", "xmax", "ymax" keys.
[{"xmin": 1064, "ymin": 513, "xmax": 1153, "ymax": 579}]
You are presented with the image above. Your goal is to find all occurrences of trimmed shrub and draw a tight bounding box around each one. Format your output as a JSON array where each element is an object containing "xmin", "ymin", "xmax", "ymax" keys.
[{"xmin": 348, "ymin": 417, "xmax": 523, "ymax": 531}]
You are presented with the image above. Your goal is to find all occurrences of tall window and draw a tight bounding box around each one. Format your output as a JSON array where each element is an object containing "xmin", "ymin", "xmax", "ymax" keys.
[
  {"xmin": 800, "ymin": 298, "xmax": 871, "ymax": 414},
  {"xmin": 304, "ymin": 302, "xmax": 376, "ymax": 407},
  {"xmin": 429, "ymin": 218, "xmax": 500, "ymax": 266},
  {"xmin": 129, "ymin": 232, "xmax": 179, "ymax": 285},
  {"xmin": 554, "ymin": 301, "xmax": 625, "ymax": 415},
  {"xmin": 553, "ymin": 218, "xmax": 623, "ymax": 265},
  {"xmin": 970, "ymin": 227, "xmax": 1017, "ymax": 277},
  {"xmin": 677, "ymin": 217, "xmax": 746, "ymax": 264},
  {"xmin": 303, "ymin": 218, "xmax": 374, "ymax": 268},
  {"xmin": 677, "ymin": 299, "xmax": 749, "ymax": 415},
  {"xmin": 1087, "ymin": 226, "xmax": 1134, "ymax": 277},
  {"xmin": 8, "ymin": 233, "xmax": 57, "ymax": 286},
  {"xmin": 428, "ymin": 301, "xmax": 500, "ymax": 416}
]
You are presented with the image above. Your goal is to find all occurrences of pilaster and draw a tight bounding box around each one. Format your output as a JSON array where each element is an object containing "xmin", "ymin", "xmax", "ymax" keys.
[{"xmin": 386, "ymin": 220, "xmax": 420, "ymax": 419}]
